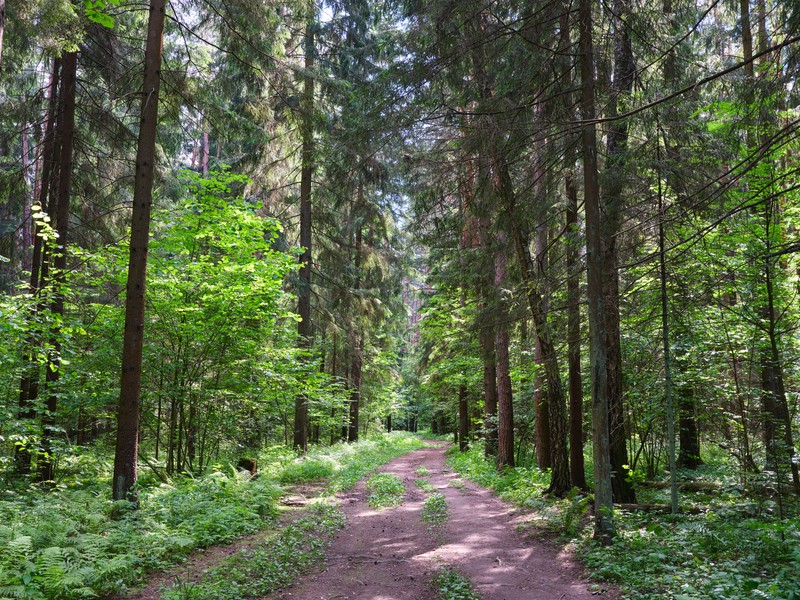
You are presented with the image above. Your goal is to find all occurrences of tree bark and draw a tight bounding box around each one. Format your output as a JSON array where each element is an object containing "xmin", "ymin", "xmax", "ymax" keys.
[
  {"xmin": 15, "ymin": 58, "xmax": 60, "ymax": 476},
  {"xmin": 580, "ymin": 0, "xmax": 615, "ymax": 543},
  {"xmin": 458, "ymin": 384, "xmax": 469, "ymax": 451},
  {"xmin": 112, "ymin": 0, "xmax": 167, "ymax": 502},
  {"xmin": 495, "ymin": 162, "xmax": 570, "ymax": 495},
  {"xmin": 0, "ymin": 0, "xmax": 5, "ymax": 72},
  {"xmin": 293, "ymin": 15, "xmax": 315, "ymax": 452},
  {"xmin": 565, "ymin": 168, "xmax": 587, "ymax": 490},
  {"xmin": 601, "ymin": 0, "xmax": 636, "ymax": 504},
  {"xmin": 494, "ymin": 247, "xmax": 514, "ymax": 469},
  {"xmin": 533, "ymin": 224, "xmax": 551, "ymax": 470},
  {"xmin": 37, "ymin": 50, "xmax": 78, "ymax": 483}
]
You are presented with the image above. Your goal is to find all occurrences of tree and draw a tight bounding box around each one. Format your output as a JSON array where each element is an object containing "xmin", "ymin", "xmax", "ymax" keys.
[
  {"xmin": 112, "ymin": 0, "xmax": 167, "ymax": 502},
  {"xmin": 293, "ymin": 10, "xmax": 315, "ymax": 453},
  {"xmin": 580, "ymin": 0, "xmax": 614, "ymax": 543}
]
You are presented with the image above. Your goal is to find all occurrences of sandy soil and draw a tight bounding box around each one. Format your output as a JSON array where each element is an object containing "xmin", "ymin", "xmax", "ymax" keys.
[{"xmin": 267, "ymin": 442, "xmax": 614, "ymax": 600}]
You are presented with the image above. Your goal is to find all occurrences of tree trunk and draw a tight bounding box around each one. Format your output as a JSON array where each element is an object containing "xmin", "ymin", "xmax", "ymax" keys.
[
  {"xmin": 37, "ymin": 50, "xmax": 78, "ymax": 484},
  {"xmin": 112, "ymin": 0, "xmax": 167, "ymax": 502},
  {"xmin": 15, "ymin": 57, "xmax": 60, "ymax": 476},
  {"xmin": 601, "ymin": 0, "xmax": 636, "ymax": 504},
  {"xmin": 458, "ymin": 384, "xmax": 469, "ymax": 451},
  {"xmin": 293, "ymin": 15, "xmax": 315, "ymax": 452},
  {"xmin": 533, "ymin": 224, "xmax": 551, "ymax": 470},
  {"xmin": 495, "ymin": 163, "xmax": 570, "ymax": 495},
  {"xmin": 565, "ymin": 167, "xmax": 587, "ymax": 490},
  {"xmin": 677, "ymin": 385, "xmax": 702, "ymax": 469},
  {"xmin": 0, "ymin": 0, "xmax": 5, "ymax": 72},
  {"xmin": 348, "ymin": 333, "xmax": 363, "ymax": 442},
  {"xmin": 580, "ymin": 0, "xmax": 615, "ymax": 543},
  {"xmin": 494, "ymin": 248, "xmax": 514, "ymax": 469},
  {"xmin": 480, "ymin": 321, "xmax": 498, "ymax": 457}
]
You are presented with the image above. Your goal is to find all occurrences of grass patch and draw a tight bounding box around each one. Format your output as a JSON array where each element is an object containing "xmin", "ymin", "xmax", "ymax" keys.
[
  {"xmin": 416, "ymin": 479, "xmax": 437, "ymax": 493},
  {"xmin": 432, "ymin": 566, "xmax": 481, "ymax": 600},
  {"xmin": 161, "ymin": 502, "xmax": 344, "ymax": 599},
  {"xmin": 366, "ymin": 473, "xmax": 406, "ymax": 508},
  {"xmin": 422, "ymin": 493, "xmax": 448, "ymax": 528},
  {"xmin": 416, "ymin": 465, "xmax": 432, "ymax": 477},
  {"xmin": 448, "ymin": 478, "xmax": 466, "ymax": 491}
]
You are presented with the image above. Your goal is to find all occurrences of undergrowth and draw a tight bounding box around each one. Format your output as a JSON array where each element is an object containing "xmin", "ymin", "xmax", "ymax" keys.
[
  {"xmin": 161, "ymin": 502, "xmax": 344, "ymax": 599},
  {"xmin": 447, "ymin": 443, "xmax": 800, "ymax": 599},
  {"xmin": 0, "ymin": 432, "xmax": 425, "ymax": 599},
  {"xmin": 366, "ymin": 472, "xmax": 406, "ymax": 508},
  {"xmin": 432, "ymin": 566, "xmax": 481, "ymax": 600},
  {"xmin": 422, "ymin": 493, "xmax": 448, "ymax": 530}
]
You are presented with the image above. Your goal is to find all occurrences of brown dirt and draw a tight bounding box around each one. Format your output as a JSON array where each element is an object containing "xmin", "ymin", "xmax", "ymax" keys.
[{"xmin": 267, "ymin": 442, "xmax": 615, "ymax": 600}]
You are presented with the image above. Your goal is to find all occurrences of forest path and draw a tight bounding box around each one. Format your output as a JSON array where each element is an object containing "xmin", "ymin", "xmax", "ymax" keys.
[{"xmin": 266, "ymin": 442, "xmax": 609, "ymax": 600}]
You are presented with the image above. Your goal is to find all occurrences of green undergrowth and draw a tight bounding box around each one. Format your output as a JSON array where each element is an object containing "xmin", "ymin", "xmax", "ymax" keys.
[
  {"xmin": 422, "ymin": 493, "xmax": 448, "ymax": 530},
  {"xmin": 447, "ymin": 444, "xmax": 800, "ymax": 599},
  {"xmin": 432, "ymin": 566, "xmax": 481, "ymax": 600},
  {"xmin": 416, "ymin": 478, "xmax": 437, "ymax": 493},
  {"xmin": 161, "ymin": 502, "xmax": 344, "ymax": 599},
  {"xmin": 366, "ymin": 472, "xmax": 406, "ymax": 508},
  {"xmin": 272, "ymin": 432, "xmax": 426, "ymax": 493},
  {"xmin": 0, "ymin": 432, "xmax": 426, "ymax": 599}
]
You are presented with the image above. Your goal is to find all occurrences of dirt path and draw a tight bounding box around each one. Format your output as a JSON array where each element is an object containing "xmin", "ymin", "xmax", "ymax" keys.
[{"xmin": 268, "ymin": 443, "xmax": 611, "ymax": 600}]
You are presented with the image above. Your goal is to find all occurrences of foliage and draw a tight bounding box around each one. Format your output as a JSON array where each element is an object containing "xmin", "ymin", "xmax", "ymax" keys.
[
  {"xmin": 432, "ymin": 567, "xmax": 482, "ymax": 600},
  {"xmin": 161, "ymin": 502, "xmax": 345, "ymax": 600},
  {"xmin": 366, "ymin": 472, "xmax": 406, "ymax": 508},
  {"xmin": 0, "ymin": 465, "xmax": 281, "ymax": 599},
  {"xmin": 422, "ymin": 492, "xmax": 448, "ymax": 529},
  {"xmin": 0, "ymin": 432, "xmax": 424, "ymax": 599},
  {"xmin": 416, "ymin": 479, "xmax": 437, "ymax": 493}
]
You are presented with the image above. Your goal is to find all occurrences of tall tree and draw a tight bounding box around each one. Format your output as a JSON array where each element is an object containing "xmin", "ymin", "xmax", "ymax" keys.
[
  {"xmin": 580, "ymin": 0, "xmax": 614, "ymax": 543},
  {"xmin": 112, "ymin": 0, "xmax": 167, "ymax": 502},
  {"xmin": 38, "ymin": 50, "xmax": 77, "ymax": 483},
  {"xmin": 293, "ymin": 12, "xmax": 315, "ymax": 452},
  {"xmin": 601, "ymin": 0, "xmax": 637, "ymax": 504}
]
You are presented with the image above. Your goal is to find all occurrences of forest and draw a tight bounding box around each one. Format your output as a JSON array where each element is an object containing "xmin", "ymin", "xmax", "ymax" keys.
[{"xmin": 1, "ymin": 0, "xmax": 799, "ymax": 597}]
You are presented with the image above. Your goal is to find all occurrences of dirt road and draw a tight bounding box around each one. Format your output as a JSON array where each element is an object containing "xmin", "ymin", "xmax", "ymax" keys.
[{"xmin": 269, "ymin": 442, "xmax": 609, "ymax": 600}]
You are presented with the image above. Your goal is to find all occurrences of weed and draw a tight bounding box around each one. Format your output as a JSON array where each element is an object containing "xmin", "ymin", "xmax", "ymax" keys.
[
  {"xmin": 432, "ymin": 566, "xmax": 481, "ymax": 600},
  {"xmin": 366, "ymin": 473, "xmax": 406, "ymax": 508},
  {"xmin": 422, "ymin": 493, "xmax": 448, "ymax": 528},
  {"xmin": 416, "ymin": 479, "xmax": 437, "ymax": 493},
  {"xmin": 448, "ymin": 479, "xmax": 466, "ymax": 491},
  {"xmin": 161, "ymin": 502, "xmax": 345, "ymax": 599},
  {"xmin": 416, "ymin": 465, "xmax": 432, "ymax": 477}
]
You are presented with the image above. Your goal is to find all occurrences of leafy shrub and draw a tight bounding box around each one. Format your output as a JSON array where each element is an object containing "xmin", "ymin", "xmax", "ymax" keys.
[
  {"xmin": 423, "ymin": 493, "xmax": 448, "ymax": 528},
  {"xmin": 366, "ymin": 473, "xmax": 406, "ymax": 508},
  {"xmin": 161, "ymin": 502, "xmax": 345, "ymax": 600},
  {"xmin": 278, "ymin": 457, "xmax": 336, "ymax": 483},
  {"xmin": 433, "ymin": 567, "xmax": 481, "ymax": 600}
]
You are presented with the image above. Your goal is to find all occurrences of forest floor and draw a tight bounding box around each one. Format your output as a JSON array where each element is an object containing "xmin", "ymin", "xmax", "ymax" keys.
[
  {"xmin": 265, "ymin": 441, "xmax": 611, "ymax": 600},
  {"xmin": 120, "ymin": 442, "xmax": 613, "ymax": 600}
]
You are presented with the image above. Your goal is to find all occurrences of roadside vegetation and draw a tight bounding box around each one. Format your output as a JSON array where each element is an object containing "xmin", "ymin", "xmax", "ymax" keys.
[
  {"xmin": 0, "ymin": 433, "xmax": 425, "ymax": 599},
  {"xmin": 448, "ymin": 445, "xmax": 800, "ymax": 599}
]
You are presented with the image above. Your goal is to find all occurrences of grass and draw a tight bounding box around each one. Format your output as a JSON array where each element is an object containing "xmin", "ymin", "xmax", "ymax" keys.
[
  {"xmin": 0, "ymin": 432, "xmax": 427, "ymax": 600},
  {"xmin": 366, "ymin": 472, "xmax": 406, "ymax": 508},
  {"xmin": 416, "ymin": 478, "xmax": 437, "ymax": 493},
  {"xmin": 432, "ymin": 566, "xmax": 481, "ymax": 600},
  {"xmin": 422, "ymin": 493, "xmax": 448, "ymax": 529},
  {"xmin": 416, "ymin": 465, "xmax": 432, "ymax": 476},
  {"xmin": 161, "ymin": 502, "xmax": 344, "ymax": 599},
  {"xmin": 446, "ymin": 443, "xmax": 800, "ymax": 600}
]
